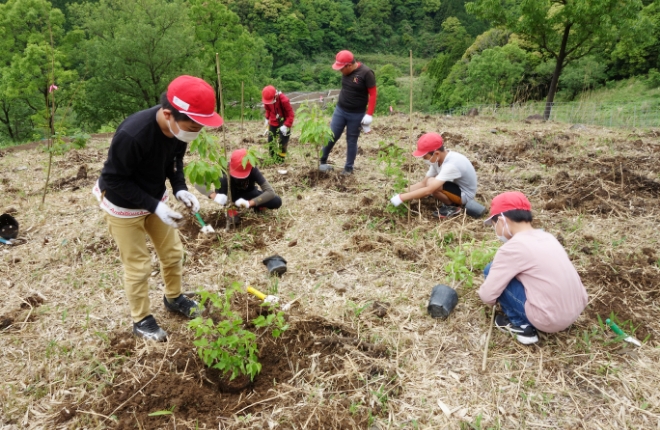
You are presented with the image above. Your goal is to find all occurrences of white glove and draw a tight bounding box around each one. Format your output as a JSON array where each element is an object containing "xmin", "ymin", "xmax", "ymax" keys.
[
  {"xmin": 361, "ymin": 114, "xmax": 373, "ymax": 125},
  {"xmin": 235, "ymin": 198, "xmax": 250, "ymax": 208},
  {"xmin": 213, "ymin": 193, "xmax": 228, "ymax": 206},
  {"xmin": 155, "ymin": 202, "xmax": 183, "ymax": 228},
  {"xmin": 280, "ymin": 125, "xmax": 289, "ymax": 136},
  {"xmin": 264, "ymin": 118, "xmax": 268, "ymax": 126},
  {"xmin": 176, "ymin": 190, "xmax": 200, "ymax": 213},
  {"xmin": 390, "ymin": 194, "xmax": 403, "ymax": 207},
  {"xmin": 362, "ymin": 124, "xmax": 371, "ymax": 133}
]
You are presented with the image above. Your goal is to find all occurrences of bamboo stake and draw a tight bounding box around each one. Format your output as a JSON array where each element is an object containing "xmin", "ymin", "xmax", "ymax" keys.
[
  {"xmin": 481, "ymin": 306, "xmax": 496, "ymax": 372},
  {"xmin": 407, "ymin": 50, "xmax": 413, "ymax": 224},
  {"xmin": 240, "ymin": 81, "xmax": 244, "ymax": 132},
  {"xmin": 215, "ymin": 53, "xmax": 232, "ymax": 231},
  {"xmin": 41, "ymin": 22, "xmax": 57, "ymax": 208}
]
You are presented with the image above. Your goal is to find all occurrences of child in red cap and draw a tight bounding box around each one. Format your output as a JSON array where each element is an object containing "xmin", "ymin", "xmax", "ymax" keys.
[
  {"xmin": 95, "ymin": 75, "xmax": 223, "ymax": 342},
  {"xmin": 479, "ymin": 192, "xmax": 588, "ymax": 344},
  {"xmin": 389, "ymin": 132, "xmax": 477, "ymax": 218},
  {"xmin": 262, "ymin": 85, "xmax": 294, "ymax": 163},
  {"xmin": 197, "ymin": 148, "xmax": 282, "ymax": 224}
]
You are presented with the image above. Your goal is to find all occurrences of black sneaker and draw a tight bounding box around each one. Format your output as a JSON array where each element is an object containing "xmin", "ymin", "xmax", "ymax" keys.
[
  {"xmin": 495, "ymin": 314, "xmax": 539, "ymax": 345},
  {"xmin": 432, "ymin": 205, "xmax": 462, "ymax": 219},
  {"xmin": 163, "ymin": 295, "xmax": 201, "ymax": 319},
  {"xmin": 133, "ymin": 315, "xmax": 167, "ymax": 342}
]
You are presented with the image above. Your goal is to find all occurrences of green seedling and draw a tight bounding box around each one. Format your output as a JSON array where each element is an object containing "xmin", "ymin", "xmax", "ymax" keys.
[
  {"xmin": 297, "ymin": 102, "xmax": 333, "ymax": 171},
  {"xmin": 189, "ymin": 283, "xmax": 289, "ymax": 381},
  {"xmin": 148, "ymin": 405, "xmax": 175, "ymax": 417},
  {"xmin": 377, "ymin": 140, "xmax": 408, "ymax": 216}
]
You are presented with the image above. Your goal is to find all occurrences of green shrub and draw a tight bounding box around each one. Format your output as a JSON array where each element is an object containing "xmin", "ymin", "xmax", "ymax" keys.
[{"xmin": 188, "ymin": 283, "xmax": 288, "ymax": 381}]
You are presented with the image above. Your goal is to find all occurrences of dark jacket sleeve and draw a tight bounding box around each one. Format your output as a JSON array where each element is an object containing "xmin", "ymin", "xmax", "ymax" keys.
[
  {"xmin": 101, "ymin": 130, "xmax": 161, "ymax": 213},
  {"xmin": 280, "ymin": 94, "xmax": 295, "ymax": 127},
  {"xmin": 215, "ymin": 175, "xmax": 229, "ymax": 195},
  {"xmin": 251, "ymin": 168, "xmax": 276, "ymax": 206},
  {"xmin": 167, "ymin": 142, "xmax": 188, "ymax": 195}
]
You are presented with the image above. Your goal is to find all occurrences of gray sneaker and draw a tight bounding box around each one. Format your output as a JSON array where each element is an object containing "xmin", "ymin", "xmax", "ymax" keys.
[
  {"xmin": 340, "ymin": 169, "xmax": 353, "ymax": 176},
  {"xmin": 319, "ymin": 163, "xmax": 334, "ymax": 172},
  {"xmin": 133, "ymin": 315, "xmax": 167, "ymax": 342},
  {"xmin": 163, "ymin": 295, "xmax": 201, "ymax": 318}
]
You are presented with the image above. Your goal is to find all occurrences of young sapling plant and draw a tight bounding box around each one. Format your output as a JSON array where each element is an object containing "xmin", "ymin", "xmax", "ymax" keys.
[{"xmin": 297, "ymin": 101, "xmax": 333, "ymax": 172}]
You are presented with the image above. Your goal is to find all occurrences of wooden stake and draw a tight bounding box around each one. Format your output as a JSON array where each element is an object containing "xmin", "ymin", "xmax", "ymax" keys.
[
  {"xmin": 241, "ymin": 81, "xmax": 244, "ymax": 131},
  {"xmin": 215, "ymin": 53, "xmax": 232, "ymax": 231},
  {"xmin": 407, "ymin": 50, "xmax": 413, "ymax": 224},
  {"xmin": 482, "ymin": 306, "xmax": 496, "ymax": 372},
  {"xmin": 41, "ymin": 22, "xmax": 57, "ymax": 208}
]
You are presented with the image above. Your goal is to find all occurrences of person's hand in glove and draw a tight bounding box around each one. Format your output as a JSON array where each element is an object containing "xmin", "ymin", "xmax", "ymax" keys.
[
  {"xmin": 263, "ymin": 118, "xmax": 269, "ymax": 136},
  {"xmin": 155, "ymin": 202, "xmax": 183, "ymax": 228},
  {"xmin": 390, "ymin": 194, "xmax": 403, "ymax": 207},
  {"xmin": 280, "ymin": 125, "xmax": 289, "ymax": 136},
  {"xmin": 213, "ymin": 193, "xmax": 228, "ymax": 206},
  {"xmin": 361, "ymin": 114, "xmax": 373, "ymax": 125},
  {"xmin": 176, "ymin": 190, "xmax": 200, "ymax": 213},
  {"xmin": 235, "ymin": 198, "xmax": 251, "ymax": 208}
]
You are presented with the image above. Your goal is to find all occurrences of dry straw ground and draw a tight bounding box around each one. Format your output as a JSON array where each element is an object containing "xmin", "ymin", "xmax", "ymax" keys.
[{"xmin": 1, "ymin": 114, "xmax": 659, "ymax": 429}]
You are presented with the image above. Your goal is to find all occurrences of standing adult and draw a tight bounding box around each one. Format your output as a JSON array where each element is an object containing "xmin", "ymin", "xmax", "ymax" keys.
[
  {"xmin": 319, "ymin": 50, "xmax": 377, "ymax": 175},
  {"xmin": 93, "ymin": 75, "xmax": 223, "ymax": 341},
  {"xmin": 262, "ymin": 85, "xmax": 294, "ymax": 163},
  {"xmin": 389, "ymin": 133, "xmax": 477, "ymax": 218}
]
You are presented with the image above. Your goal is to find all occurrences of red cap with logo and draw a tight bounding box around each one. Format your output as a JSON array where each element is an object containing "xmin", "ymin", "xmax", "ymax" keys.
[
  {"xmin": 484, "ymin": 192, "xmax": 532, "ymax": 225},
  {"xmin": 229, "ymin": 149, "xmax": 252, "ymax": 179},
  {"xmin": 412, "ymin": 133, "xmax": 444, "ymax": 157},
  {"xmin": 262, "ymin": 85, "xmax": 277, "ymax": 104},
  {"xmin": 167, "ymin": 75, "xmax": 223, "ymax": 127},
  {"xmin": 332, "ymin": 50, "xmax": 354, "ymax": 70}
]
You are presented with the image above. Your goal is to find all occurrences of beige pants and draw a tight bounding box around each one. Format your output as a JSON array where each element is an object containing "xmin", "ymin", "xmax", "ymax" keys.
[{"xmin": 105, "ymin": 213, "xmax": 183, "ymax": 322}]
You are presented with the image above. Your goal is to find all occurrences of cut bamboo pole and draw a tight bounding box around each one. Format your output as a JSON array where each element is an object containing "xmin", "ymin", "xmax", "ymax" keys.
[
  {"xmin": 407, "ymin": 50, "xmax": 413, "ymax": 224},
  {"xmin": 215, "ymin": 53, "xmax": 232, "ymax": 231},
  {"xmin": 241, "ymin": 81, "xmax": 244, "ymax": 131},
  {"xmin": 41, "ymin": 22, "xmax": 57, "ymax": 208},
  {"xmin": 482, "ymin": 306, "xmax": 496, "ymax": 372}
]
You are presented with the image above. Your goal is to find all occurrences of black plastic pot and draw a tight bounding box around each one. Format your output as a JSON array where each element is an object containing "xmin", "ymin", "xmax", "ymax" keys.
[
  {"xmin": 0, "ymin": 214, "xmax": 19, "ymax": 239},
  {"xmin": 427, "ymin": 284, "xmax": 458, "ymax": 319},
  {"xmin": 262, "ymin": 255, "xmax": 287, "ymax": 276}
]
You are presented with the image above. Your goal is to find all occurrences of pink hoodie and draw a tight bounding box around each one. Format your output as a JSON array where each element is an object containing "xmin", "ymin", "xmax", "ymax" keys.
[{"xmin": 478, "ymin": 229, "xmax": 588, "ymax": 333}]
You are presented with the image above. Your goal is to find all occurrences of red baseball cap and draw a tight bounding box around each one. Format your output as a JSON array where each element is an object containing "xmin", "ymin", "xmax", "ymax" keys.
[
  {"xmin": 229, "ymin": 148, "xmax": 252, "ymax": 179},
  {"xmin": 484, "ymin": 192, "xmax": 532, "ymax": 225},
  {"xmin": 167, "ymin": 75, "xmax": 223, "ymax": 127},
  {"xmin": 412, "ymin": 133, "xmax": 444, "ymax": 157},
  {"xmin": 332, "ymin": 50, "xmax": 354, "ymax": 70},
  {"xmin": 262, "ymin": 85, "xmax": 277, "ymax": 104}
]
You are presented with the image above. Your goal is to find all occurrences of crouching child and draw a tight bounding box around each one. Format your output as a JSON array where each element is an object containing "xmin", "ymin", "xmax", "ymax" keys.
[{"xmin": 479, "ymin": 191, "xmax": 588, "ymax": 344}]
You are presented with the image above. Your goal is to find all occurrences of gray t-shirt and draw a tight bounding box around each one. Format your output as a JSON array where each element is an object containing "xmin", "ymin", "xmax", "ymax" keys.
[{"xmin": 426, "ymin": 151, "xmax": 477, "ymax": 203}]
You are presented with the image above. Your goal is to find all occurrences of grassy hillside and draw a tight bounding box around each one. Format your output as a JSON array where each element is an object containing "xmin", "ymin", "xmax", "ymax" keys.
[{"xmin": 576, "ymin": 77, "xmax": 660, "ymax": 106}]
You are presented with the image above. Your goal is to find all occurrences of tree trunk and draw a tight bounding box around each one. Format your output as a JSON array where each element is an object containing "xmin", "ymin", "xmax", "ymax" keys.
[{"xmin": 543, "ymin": 23, "xmax": 572, "ymax": 120}]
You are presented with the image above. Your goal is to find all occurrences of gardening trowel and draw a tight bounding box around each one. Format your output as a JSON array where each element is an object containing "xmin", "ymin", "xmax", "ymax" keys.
[
  {"xmin": 606, "ymin": 318, "xmax": 642, "ymax": 347},
  {"xmin": 194, "ymin": 212, "xmax": 215, "ymax": 234},
  {"xmin": 246, "ymin": 286, "xmax": 295, "ymax": 311}
]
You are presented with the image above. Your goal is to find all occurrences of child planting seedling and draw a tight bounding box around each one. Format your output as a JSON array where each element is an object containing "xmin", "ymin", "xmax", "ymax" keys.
[{"xmin": 388, "ymin": 133, "xmax": 478, "ymax": 219}]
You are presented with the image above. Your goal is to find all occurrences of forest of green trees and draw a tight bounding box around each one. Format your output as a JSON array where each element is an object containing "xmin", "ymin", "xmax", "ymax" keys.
[{"xmin": 0, "ymin": 0, "xmax": 658, "ymax": 145}]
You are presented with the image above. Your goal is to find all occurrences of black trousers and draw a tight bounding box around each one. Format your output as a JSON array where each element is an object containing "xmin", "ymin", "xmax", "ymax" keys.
[
  {"xmin": 267, "ymin": 124, "xmax": 290, "ymax": 158},
  {"xmin": 234, "ymin": 188, "xmax": 282, "ymax": 210}
]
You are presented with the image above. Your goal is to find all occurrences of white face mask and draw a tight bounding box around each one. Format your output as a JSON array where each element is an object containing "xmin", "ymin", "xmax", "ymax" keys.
[
  {"xmin": 494, "ymin": 215, "xmax": 512, "ymax": 243},
  {"xmin": 423, "ymin": 153, "xmax": 438, "ymax": 167},
  {"xmin": 168, "ymin": 118, "xmax": 200, "ymax": 143}
]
